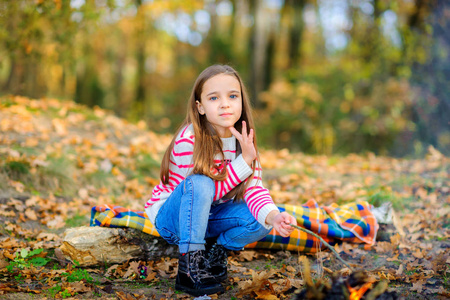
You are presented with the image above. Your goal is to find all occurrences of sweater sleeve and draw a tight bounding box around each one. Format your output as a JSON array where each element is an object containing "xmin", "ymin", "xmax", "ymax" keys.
[{"xmin": 243, "ymin": 160, "xmax": 279, "ymax": 229}]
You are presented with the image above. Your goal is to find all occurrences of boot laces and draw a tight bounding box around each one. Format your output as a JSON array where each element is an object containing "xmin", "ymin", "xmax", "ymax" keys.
[
  {"xmin": 190, "ymin": 251, "xmax": 214, "ymax": 281},
  {"xmin": 209, "ymin": 244, "xmax": 227, "ymax": 265}
]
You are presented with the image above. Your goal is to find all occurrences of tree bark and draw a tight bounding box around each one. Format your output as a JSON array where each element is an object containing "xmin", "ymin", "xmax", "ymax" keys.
[
  {"xmin": 249, "ymin": 0, "xmax": 269, "ymax": 108},
  {"xmin": 60, "ymin": 226, "xmax": 178, "ymax": 266},
  {"xmin": 286, "ymin": 0, "xmax": 306, "ymax": 68}
]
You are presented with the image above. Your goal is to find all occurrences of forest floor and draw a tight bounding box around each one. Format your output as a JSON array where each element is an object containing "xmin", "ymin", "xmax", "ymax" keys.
[{"xmin": 0, "ymin": 95, "xmax": 449, "ymax": 299}]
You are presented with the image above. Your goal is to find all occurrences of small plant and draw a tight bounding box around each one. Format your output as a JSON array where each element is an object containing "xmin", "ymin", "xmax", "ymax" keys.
[
  {"xmin": 4, "ymin": 160, "xmax": 30, "ymax": 175},
  {"xmin": 48, "ymin": 285, "xmax": 62, "ymax": 298},
  {"xmin": 6, "ymin": 248, "xmax": 49, "ymax": 272},
  {"xmin": 93, "ymin": 291, "xmax": 102, "ymax": 297},
  {"xmin": 61, "ymin": 289, "xmax": 72, "ymax": 298},
  {"xmin": 14, "ymin": 273, "xmax": 24, "ymax": 283},
  {"xmin": 62, "ymin": 268, "xmax": 94, "ymax": 283}
]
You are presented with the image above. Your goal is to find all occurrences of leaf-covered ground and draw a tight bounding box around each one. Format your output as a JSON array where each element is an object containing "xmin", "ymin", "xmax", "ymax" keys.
[{"xmin": 0, "ymin": 95, "xmax": 449, "ymax": 299}]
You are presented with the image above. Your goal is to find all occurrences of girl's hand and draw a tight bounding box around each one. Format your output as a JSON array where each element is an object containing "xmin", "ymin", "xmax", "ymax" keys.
[
  {"xmin": 229, "ymin": 121, "xmax": 257, "ymax": 166},
  {"xmin": 266, "ymin": 211, "xmax": 297, "ymax": 237}
]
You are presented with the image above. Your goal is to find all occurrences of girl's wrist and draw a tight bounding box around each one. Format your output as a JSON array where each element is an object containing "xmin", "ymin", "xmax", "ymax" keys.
[
  {"xmin": 265, "ymin": 210, "xmax": 279, "ymax": 226},
  {"xmin": 242, "ymin": 154, "xmax": 255, "ymax": 166}
]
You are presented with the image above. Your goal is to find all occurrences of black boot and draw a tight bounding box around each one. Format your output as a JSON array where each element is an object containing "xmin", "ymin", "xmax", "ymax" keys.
[
  {"xmin": 205, "ymin": 241, "xmax": 228, "ymax": 282},
  {"xmin": 175, "ymin": 250, "xmax": 224, "ymax": 296}
]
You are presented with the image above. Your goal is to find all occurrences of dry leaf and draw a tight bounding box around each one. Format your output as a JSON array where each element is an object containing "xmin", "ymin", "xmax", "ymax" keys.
[
  {"xmin": 237, "ymin": 269, "xmax": 277, "ymax": 297},
  {"xmin": 105, "ymin": 264, "xmax": 119, "ymax": 277},
  {"xmin": 238, "ymin": 250, "xmax": 258, "ymax": 261},
  {"xmin": 410, "ymin": 280, "xmax": 425, "ymax": 293},
  {"xmin": 24, "ymin": 209, "xmax": 38, "ymax": 221},
  {"xmin": 396, "ymin": 264, "xmax": 404, "ymax": 276}
]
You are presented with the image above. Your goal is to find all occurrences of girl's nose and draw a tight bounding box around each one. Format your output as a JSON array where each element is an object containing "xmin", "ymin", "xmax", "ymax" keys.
[{"xmin": 220, "ymin": 98, "xmax": 230, "ymax": 108}]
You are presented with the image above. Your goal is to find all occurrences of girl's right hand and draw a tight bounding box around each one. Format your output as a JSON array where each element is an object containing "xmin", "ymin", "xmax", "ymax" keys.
[{"xmin": 229, "ymin": 121, "xmax": 257, "ymax": 166}]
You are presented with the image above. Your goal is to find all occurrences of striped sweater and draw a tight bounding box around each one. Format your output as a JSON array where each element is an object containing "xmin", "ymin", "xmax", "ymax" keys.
[{"xmin": 144, "ymin": 124, "xmax": 279, "ymax": 229}]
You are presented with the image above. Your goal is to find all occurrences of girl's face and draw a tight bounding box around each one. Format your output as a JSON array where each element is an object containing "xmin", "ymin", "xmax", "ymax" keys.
[{"xmin": 197, "ymin": 74, "xmax": 243, "ymax": 138}]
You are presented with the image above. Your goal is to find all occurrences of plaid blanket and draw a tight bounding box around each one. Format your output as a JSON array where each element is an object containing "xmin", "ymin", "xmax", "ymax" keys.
[{"xmin": 90, "ymin": 199, "xmax": 378, "ymax": 253}]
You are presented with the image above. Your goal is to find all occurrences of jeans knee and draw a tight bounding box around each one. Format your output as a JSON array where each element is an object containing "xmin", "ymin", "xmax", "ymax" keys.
[
  {"xmin": 185, "ymin": 174, "xmax": 215, "ymax": 199},
  {"xmin": 245, "ymin": 218, "xmax": 271, "ymax": 238}
]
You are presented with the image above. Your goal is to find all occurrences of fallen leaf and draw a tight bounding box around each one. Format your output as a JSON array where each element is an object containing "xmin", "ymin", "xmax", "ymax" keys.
[
  {"xmin": 412, "ymin": 249, "xmax": 423, "ymax": 259},
  {"xmin": 24, "ymin": 208, "xmax": 38, "ymax": 220},
  {"xmin": 238, "ymin": 250, "xmax": 258, "ymax": 261},
  {"xmin": 411, "ymin": 280, "xmax": 425, "ymax": 293},
  {"xmin": 254, "ymin": 289, "xmax": 279, "ymax": 299},
  {"xmin": 105, "ymin": 264, "xmax": 119, "ymax": 277},
  {"xmin": 396, "ymin": 264, "xmax": 404, "ymax": 276},
  {"xmin": 237, "ymin": 269, "xmax": 277, "ymax": 297},
  {"xmin": 36, "ymin": 232, "xmax": 61, "ymax": 242},
  {"xmin": 2, "ymin": 250, "xmax": 15, "ymax": 260}
]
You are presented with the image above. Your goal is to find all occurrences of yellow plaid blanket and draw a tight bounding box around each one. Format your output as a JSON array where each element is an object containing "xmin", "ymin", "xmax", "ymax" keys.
[{"xmin": 91, "ymin": 199, "xmax": 378, "ymax": 253}]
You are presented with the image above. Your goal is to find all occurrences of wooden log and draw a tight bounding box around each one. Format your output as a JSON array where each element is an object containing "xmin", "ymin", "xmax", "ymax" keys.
[{"xmin": 59, "ymin": 226, "xmax": 178, "ymax": 266}]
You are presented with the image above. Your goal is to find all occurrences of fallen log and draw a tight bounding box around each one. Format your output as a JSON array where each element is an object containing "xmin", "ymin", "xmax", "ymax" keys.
[{"xmin": 59, "ymin": 226, "xmax": 178, "ymax": 266}]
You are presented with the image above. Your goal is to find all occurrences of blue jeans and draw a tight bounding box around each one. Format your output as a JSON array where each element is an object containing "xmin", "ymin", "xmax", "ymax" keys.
[{"xmin": 154, "ymin": 174, "xmax": 271, "ymax": 253}]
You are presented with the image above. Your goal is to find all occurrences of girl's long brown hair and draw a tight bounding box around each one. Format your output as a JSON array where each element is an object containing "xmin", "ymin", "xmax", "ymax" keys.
[{"xmin": 160, "ymin": 64, "xmax": 259, "ymax": 201}]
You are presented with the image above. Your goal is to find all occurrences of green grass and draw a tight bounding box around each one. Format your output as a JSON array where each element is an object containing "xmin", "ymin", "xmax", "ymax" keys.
[
  {"xmin": 364, "ymin": 186, "xmax": 395, "ymax": 207},
  {"xmin": 47, "ymin": 285, "xmax": 62, "ymax": 298},
  {"xmin": 66, "ymin": 213, "xmax": 89, "ymax": 228},
  {"xmin": 83, "ymin": 170, "xmax": 123, "ymax": 196},
  {"xmin": 39, "ymin": 156, "xmax": 76, "ymax": 195},
  {"xmin": 0, "ymin": 153, "xmax": 76, "ymax": 196},
  {"xmin": 327, "ymin": 156, "xmax": 339, "ymax": 166},
  {"xmin": 10, "ymin": 145, "xmax": 40, "ymax": 156},
  {"xmin": 62, "ymin": 268, "xmax": 94, "ymax": 283},
  {"xmin": 135, "ymin": 153, "xmax": 161, "ymax": 178},
  {"xmin": 3, "ymin": 160, "xmax": 31, "ymax": 177}
]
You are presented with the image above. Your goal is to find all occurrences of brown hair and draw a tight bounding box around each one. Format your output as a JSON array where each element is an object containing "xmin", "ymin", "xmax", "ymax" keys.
[{"xmin": 160, "ymin": 64, "xmax": 258, "ymax": 200}]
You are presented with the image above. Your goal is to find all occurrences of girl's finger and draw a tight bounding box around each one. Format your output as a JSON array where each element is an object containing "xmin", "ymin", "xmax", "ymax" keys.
[
  {"xmin": 229, "ymin": 126, "xmax": 242, "ymax": 141},
  {"xmin": 242, "ymin": 121, "xmax": 247, "ymax": 140}
]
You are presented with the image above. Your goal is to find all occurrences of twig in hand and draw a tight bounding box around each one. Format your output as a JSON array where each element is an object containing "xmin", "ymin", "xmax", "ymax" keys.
[{"xmin": 289, "ymin": 223, "xmax": 354, "ymax": 271}]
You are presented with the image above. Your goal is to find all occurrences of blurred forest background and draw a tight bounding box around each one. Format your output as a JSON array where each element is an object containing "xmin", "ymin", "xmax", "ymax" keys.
[{"xmin": 0, "ymin": 0, "xmax": 448, "ymax": 156}]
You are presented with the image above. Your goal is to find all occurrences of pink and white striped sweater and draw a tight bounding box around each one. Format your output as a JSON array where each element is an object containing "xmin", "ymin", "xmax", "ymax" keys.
[{"xmin": 144, "ymin": 124, "xmax": 279, "ymax": 229}]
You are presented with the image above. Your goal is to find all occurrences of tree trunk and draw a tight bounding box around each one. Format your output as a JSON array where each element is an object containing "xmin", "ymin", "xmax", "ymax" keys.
[
  {"xmin": 134, "ymin": 0, "xmax": 147, "ymax": 119},
  {"xmin": 287, "ymin": 0, "xmax": 305, "ymax": 68},
  {"xmin": 60, "ymin": 226, "xmax": 178, "ymax": 266},
  {"xmin": 249, "ymin": 0, "xmax": 269, "ymax": 108}
]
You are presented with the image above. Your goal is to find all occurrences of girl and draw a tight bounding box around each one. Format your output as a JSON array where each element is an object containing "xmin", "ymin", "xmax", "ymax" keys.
[{"xmin": 145, "ymin": 64, "xmax": 297, "ymax": 296}]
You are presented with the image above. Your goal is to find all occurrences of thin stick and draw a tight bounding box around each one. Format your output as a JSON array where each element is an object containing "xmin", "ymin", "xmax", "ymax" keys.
[{"xmin": 289, "ymin": 223, "xmax": 354, "ymax": 271}]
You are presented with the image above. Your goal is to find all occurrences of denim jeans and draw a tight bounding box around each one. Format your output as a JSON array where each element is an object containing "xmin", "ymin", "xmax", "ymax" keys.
[{"xmin": 154, "ymin": 174, "xmax": 272, "ymax": 253}]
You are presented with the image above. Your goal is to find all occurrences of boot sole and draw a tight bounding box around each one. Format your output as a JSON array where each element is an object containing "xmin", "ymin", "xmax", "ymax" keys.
[
  {"xmin": 215, "ymin": 274, "xmax": 227, "ymax": 282},
  {"xmin": 175, "ymin": 283, "xmax": 224, "ymax": 297}
]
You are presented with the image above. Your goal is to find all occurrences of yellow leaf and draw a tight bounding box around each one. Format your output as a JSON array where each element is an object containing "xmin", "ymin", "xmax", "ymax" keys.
[
  {"xmin": 24, "ymin": 209, "xmax": 37, "ymax": 221},
  {"xmin": 52, "ymin": 118, "xmax": 67, "ymax": 135},
  {"xmin": 25, "ymin": 137, "xmax": 39, "ymax": 147}
]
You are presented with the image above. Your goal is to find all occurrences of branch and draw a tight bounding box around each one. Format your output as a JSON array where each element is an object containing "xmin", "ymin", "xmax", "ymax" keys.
[{"xmin": 289, "ymin": 223, "xmax": 354, "ymax": 271}]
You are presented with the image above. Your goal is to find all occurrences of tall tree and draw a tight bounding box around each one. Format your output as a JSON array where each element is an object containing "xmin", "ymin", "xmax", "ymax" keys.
[
  {"xmin": 133, "ymin": 0, "xmax": 147, "ymax": 119},
  {"xmin": 283, "ymin": 0, "xmax": 306, "ymax": 69},
  {"xmin": 248, "ymin": 0, "xmax": 270, "ymax": 107}
]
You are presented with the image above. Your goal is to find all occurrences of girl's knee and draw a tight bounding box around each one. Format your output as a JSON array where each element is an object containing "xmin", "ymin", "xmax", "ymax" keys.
[
  {"xmin": 185, "ymin": 174, "xmax": 215, "ymax": 197},
  {"xmin": 245, "ymin": 217, "xmax": 271, "ymax": 237}
]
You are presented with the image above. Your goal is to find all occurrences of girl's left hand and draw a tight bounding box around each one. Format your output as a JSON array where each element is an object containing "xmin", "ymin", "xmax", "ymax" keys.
[
  {"xmin": 270, "ymin": 212, "xmax": 297, "ymax": 237},
  {"xmin": 229, "ymin": 121, "xmax": 257, "ymax": 166}
]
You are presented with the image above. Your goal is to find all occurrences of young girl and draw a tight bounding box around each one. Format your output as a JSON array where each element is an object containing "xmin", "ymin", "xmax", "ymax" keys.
[{"xmin": 145, "ymin": 64, "xmax": 297, "ymax": 296}]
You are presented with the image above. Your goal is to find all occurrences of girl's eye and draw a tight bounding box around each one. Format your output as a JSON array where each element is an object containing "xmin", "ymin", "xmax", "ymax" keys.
[
  {"xmin": 230, "ymin": 95, "xmax": 238, "ymax": 99},
  {"xmin": 210, "ymin": 96, "xmax": 218, "ymax": 101}
]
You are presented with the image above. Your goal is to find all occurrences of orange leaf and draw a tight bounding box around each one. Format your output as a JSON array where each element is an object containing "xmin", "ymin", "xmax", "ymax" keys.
[{"xmin": 25, "ymin": 208, "xmax": 38, "ymax": 221}]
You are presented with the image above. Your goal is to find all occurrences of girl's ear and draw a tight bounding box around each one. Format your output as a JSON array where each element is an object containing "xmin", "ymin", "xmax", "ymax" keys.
[{"xmin": 196, "ymin": 100, "xmax": 205, "ymax": 115}]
